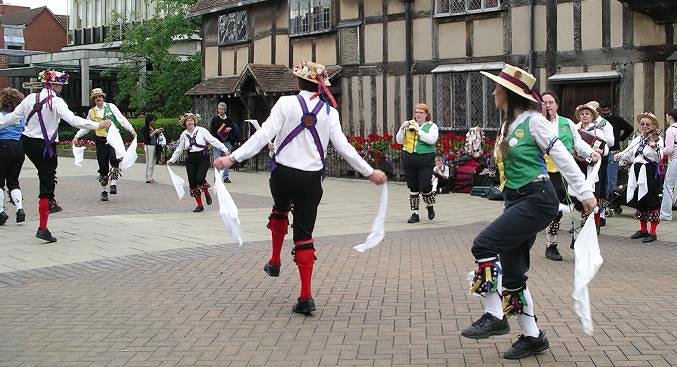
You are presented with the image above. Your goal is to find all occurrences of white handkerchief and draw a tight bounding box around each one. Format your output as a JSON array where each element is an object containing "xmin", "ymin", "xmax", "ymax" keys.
[
  {"xmin": 246, "ymin": 119, "xmax": 262, "ymax": 131},
  {"xmin": 571, "ymin": 211, "xmax": 603, "ymax": 336},
  {"xmin": 72, "ymin": 144, "xmax": 85, "ymax": 167},
  {"xmin": 214, "ymin": 169, "xmax": 243, "ymax": 246},
  {"xmin": 166, "ymin": 165, "xmax": 185, "ymax": 199},
  {"xmin": 353, "ymin": 184, "xmax": 388, "ymax": 252},
  {"xmin": 120, "ymin": 137, "xmax": 138, "ymax": 170},
  {"xmin": 106, "ymin": 124, "xmax": 126, "ymax": 160}
]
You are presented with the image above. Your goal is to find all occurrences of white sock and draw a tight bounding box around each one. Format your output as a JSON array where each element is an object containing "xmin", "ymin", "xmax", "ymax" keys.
[
  {"xmin": 546, "ymin": 233, "xmax": 557, "ymax": 245},
  {"xmin": 0, "ymin": 189, "xmax": 5, "ymax": 213},
  {"xmin": 485, "ymin": 291, "xmax": 504, "ymax": 319},
  {"xmin": 517, "ymin": 287, "xmax": 540, "ymax": 337},
  {"xmin": 600, "ymin": 209, "xmax": 606, "ymax": 219},
  {"xmin": 110, "ymin": 179, "xmax": 117, "ymax": 186},
  {"xmin": 10, "ymin": 189, "xmax": 22, "ymax": 210}
]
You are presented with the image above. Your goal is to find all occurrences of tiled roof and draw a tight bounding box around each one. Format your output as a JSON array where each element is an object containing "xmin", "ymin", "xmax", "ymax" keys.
[
  {"xmin": 184, "ymin": 76, "xmax": 239, "ymax": 96},
  {"xmin": 55, "ymin": 15, "xmax": 68, "ymax": 30},
  {"xmin": 0, "ymin": 6, "xmax": 44, "ymax": 25},
  {"xmin": 239, "ymin": 64, "xmax": 343, "ymax": 95}
]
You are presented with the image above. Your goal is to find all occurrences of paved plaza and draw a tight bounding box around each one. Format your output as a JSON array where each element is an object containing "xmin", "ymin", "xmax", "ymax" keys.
[{"xmin": 0, "ymin": 157, "xmax": 676, "ymax": 366}]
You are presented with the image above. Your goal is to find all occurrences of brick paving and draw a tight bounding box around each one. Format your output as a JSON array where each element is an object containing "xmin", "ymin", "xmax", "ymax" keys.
[{"xmin": 0, "ymin": 157, "xmax": 676, "ymax": 366}]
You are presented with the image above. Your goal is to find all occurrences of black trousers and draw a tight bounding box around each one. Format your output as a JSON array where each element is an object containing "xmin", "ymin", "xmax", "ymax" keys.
[
  {"xmin": 0, "ymin": 139, "xmax": 25, "ymax": 191},
  {"xmin": 95, "ymin": 136, "xmax": 120, "ymax": 178},
  {"xmin": 471, "ymin": 180, "xmax": 558, "ymax": 289},
  {"xmin": 269, "ymin": 164, "xmax": 323, "ymax": 243},
  {"xmin": 22, "ymin": 136, "xmax": 57, "ymax": 199},
  {"xmin": 185, "ymin": 151, "xmax": 210, "ymax": 188},
  {"xmin": 403, "ymin": 151, "xmax": 435, "ymax": 193}
]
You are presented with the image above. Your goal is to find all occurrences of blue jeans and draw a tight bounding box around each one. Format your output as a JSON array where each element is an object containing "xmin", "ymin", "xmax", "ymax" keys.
[
  {"xmin": 213, "ymin": 141, "xmax": 234, "ymax": 179},
  {"xmin": 606, "ymin": 151, "xmax": 618, "ymax": 197}
]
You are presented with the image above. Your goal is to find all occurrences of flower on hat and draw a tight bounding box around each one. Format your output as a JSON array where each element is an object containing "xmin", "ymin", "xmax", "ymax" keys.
[{"xmin": 38, "ymin": 70, "xmax": 69, "ymax": 84}]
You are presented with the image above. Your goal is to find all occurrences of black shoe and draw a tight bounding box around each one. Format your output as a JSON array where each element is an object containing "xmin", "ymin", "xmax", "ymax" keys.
[
  {"xmin": 596, "ymin": 225, "xmax": 601, "ymax": 235},
  {"xmin": 264, "ymin": 262, "xmax": 280, "ymax": 277},
  {"xmin": 205, "ymin": 193, "xmax": 212, "ymax": 206},
  {"xmin": 292, "ymin": 297, "xmax": 316, "ymax": 314},
  {"xmin": 16, "ymin": 209, "xmax": 25, "ymax": 223},
  {"xmin": 36, "ymin": 228, "xmax": 57, "ymax": 243},
  {"xmin": 630, "ymin": 230, "xmax": 648, "ymax": 239},
  {"xmin": 407, "ymin": 213, "xmax": 420, "ymax": 223},
  {"xmin": 0, "ymin": 212, "xmax": 8, "ymax": 225},
  {"xmin": 427, "ymin": 206, "xmax": 435, "ymax": 220},
  {"xmin": 193, "ymin": 206, "xmax": 204, "ymax": 213},
  {"xmin": 109, "ymin": 185, "xmax": 117, "ymax": 194},
  {"xmin": 224, "ymin": 177, "xmax": 232, "ymax": 183},
  {"xmin": 100, "ymin": 191, "xmax": 109, "ymax": 201},
  {"xmin": 568, "ymin": 226, "xmax": 574, "ymax": 234},
  {"xmin": 599, "ymin": 217, "xmax": 606, "ymax": 227},
  {"xmin": 545, "ymin": 244, "xmax": 563, "ymax": 261},
  {"xmin": 48, "ymin": 200, "xmax": 62, "ymax": 213},
  {"xmin": 503, "ymin": 331, "xmax": 550, "ymax": 359},
  {"xmin": 461, "ymin": 312, "xmax": 510, "ymax": 339},
  {"xmin": 642, "ymin": 234, "xmax": 657, "ymax": 243}
]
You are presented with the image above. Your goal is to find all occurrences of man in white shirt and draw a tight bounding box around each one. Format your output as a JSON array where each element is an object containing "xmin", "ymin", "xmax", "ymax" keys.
[
  {"xmin": 73, "ymin": 88, "xmax": 137, "ymax": 201},
  {"xmin": 214, "ymin": 61, "xmax": 387, "ymax": 315},
  {"xmin": 0, "ymin": 70, "xmax": 109, "ymax": 242}
]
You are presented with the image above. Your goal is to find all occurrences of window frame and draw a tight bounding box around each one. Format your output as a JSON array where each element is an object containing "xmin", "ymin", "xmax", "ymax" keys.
[
  {"xmin": 435, "ymin": 70, "xmax": 501, "ymax": 131},
  {"xmin": 288, "ymin": 0, "xmax": 333, "ymax": 37},
  {"xmin": 217, "ymin": 10, "xmax": 250, "ymax": 46},
  {"xmin": 434, "ymin": 0, "xmax": 502, "ymax": 18}
]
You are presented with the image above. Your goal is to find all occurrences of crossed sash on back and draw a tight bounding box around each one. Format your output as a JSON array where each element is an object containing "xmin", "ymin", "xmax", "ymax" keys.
[
  {"xmin": 187, "ymin": 130, "xmax": 208, "ymax": 156},
  {"xmin": 269, "ymin": 95, "xmax": 326, "ymax": 178},
  {"xmin": 26, "ymin": 93, "xmax": 56, "ymax": 158}
]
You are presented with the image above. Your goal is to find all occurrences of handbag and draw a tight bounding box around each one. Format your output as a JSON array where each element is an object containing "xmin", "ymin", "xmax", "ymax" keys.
[{"xmin": 157, "ymin": 132, "xmax": 167, "ymax": 146}]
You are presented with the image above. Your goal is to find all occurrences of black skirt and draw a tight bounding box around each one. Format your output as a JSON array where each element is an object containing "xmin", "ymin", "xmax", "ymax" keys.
[{"xmin": 627, "ymin": 162, "xmax": 662, "ymax": 211}]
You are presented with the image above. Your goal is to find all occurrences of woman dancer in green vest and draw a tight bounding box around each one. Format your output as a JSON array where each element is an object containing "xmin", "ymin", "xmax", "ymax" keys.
[
  {"xmin": 541, "ymin": 92, "xmax": 600, "ymax": 261},
  {"xmin": 73, "ymin": 88, "xmax": 137, "ymax": 201},
  {"xmin": 460, "ymin": 64, "xmax": 596, "ymax": 359},
  {"xmin": 395, "ymin": 103, "xmax": 439, "ymax": 223}
]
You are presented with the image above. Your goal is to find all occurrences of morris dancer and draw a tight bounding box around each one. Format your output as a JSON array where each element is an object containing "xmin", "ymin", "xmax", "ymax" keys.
[
  {"xmin": 73, "ymin": 88, "xmax": 136, "ymax": 201},
  {"xmin": 214, "ymin": 61, "xmax": 387, "ymax": 315},
  {"xmin": 461, "ymin": 64, "xmax": 595, "ymax": 359},
  {"xmin": 574, "ymin": 102, "xmax": 613, "ymax": 238},
  {"xmin": 396, "ymin": 103, "xmax": 439, "ymax": 223},
  {"xmin": 615, "ymin": 112, "xmax": 664, "ymax": 242},
  {"xmin": 0, "ymin": 70, "xmax": 109, "ymax": 242},
  {"xmin": 167, "ymin": 113, "xmax": 229, "ymax": 212},
  {"xmin": 540, "ymin": 92, "xmax": 599, "ymax": 261},
  {"xmin": 0, "ymin": 88, "xmax": 26, "ymax": 225}
]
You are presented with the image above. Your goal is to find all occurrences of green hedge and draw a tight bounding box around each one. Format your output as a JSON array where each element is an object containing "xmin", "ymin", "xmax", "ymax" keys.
[{"xmin": 59, "ymin": 117, "xmax": 184, "ymax": 142}]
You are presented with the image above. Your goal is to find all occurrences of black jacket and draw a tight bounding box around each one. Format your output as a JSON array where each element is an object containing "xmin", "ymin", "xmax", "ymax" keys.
[
  {"xmin": 210, "ymin": 115, "xmax": 240, "ymax": 145},
  {"xmin": 604, "ymin": 114, "xmax": 633, "ymax": 151}
]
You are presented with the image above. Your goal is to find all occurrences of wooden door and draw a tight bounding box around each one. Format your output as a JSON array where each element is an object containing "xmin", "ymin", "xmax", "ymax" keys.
[{"xmin": 558, "ymin": 82, "xmax": 617, "ymax": 122}]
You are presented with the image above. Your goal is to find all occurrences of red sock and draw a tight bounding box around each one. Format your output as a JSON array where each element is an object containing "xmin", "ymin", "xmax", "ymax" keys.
[
  {"xmin": 594, "ymin": 213, "xmax": 600, "ymax": 225},
  {"xmin": 649, "ymin": 221, "xmax": 658, "ymax": 235},
  {"xmin": 202, "ymin": 187, "xmax": 211, "ymax": 199},
  {"xmin": 194, "ymin": 195, "xmax": 203, "ymax": 207},
  {"xmin": 640, "ymin": 220, "xmax": 647, "ymax": 232},
  {"xmin": 268, "ymin": 210, "xmax": 289, "ymax": 266},
  {"xmin": 38, "ymin": 198, "xmax": 49, "ymax": 230},
  {"xmin": 294, "ymin": 239, "xmax": 315, "ymax": 300}
]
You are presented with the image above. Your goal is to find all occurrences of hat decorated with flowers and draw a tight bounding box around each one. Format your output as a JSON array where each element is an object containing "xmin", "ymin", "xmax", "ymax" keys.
[
  {"xmin": 179, "ymin": 112, "xmax": 201, "ymax": 127},
  {"xmin": 38, "ymin": 70, "xmax": 69, "ymax": 85},
  {"xmin": 480, "ymin": 64, "xmax": 541, "ymax": 103},
  {"xmin": 575, "ymin": 103, "xmax": 600, "ymax": 122},
  {"xmin": 292, "ymin": 60, "xmax": 337, "ymax": 109},
  {"xmin": 636, "ymin": 111, "xmax": 659, "ymax": 128},
  {"xmin": 90, "ymin": 88, "xmax": 106, "ymax": 99}
]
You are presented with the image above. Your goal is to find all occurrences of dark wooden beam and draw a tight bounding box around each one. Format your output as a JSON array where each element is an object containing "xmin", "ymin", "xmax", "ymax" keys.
[
  {"xmin": 503, "ymin": 1, "xmax": 512, "ymax": 55},
  {"xmin": 644, "ymin": 63, "xmax": 655, "ymax": 114},
  {"xmin": 573, "ymin": 0, "xmax": 582, "ymax": 53},
  {"xmin": 545, "ymin": 0, "xmax": 557, "ymax": 90},
  {"xmin": 370, "ymin": 75, "xmax": 377, "ymax": 133},
  {"xmin": 382, "ymin": 0, "xmax": 389, "ymax": 134},
  {"xmin": 602, "ymin": 0, "xmax": 610, "ymax": 48},
  {"xmin": 665, "ymin": 62, "xmax": 674, "ymax": 116},
  {"xmin": 622, "ymin": 6, "xmax": 633, "ymax": 48},
  {"xmin": 466, "ymin": 20, "xmax": 473, "ymax": 57}
]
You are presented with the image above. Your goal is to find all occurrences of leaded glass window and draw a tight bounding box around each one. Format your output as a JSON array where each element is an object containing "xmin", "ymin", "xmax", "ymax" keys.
[
  {"xmin": 435, "ymin": 0, "xmax": 501, "ymax": 16},
  {"xmin": 219, "ymin": 10, "xmax": 249, "ymax": 45},
  {"xmin": 435, "ymin": 71, "xmax": 500, "ymax": 130},
  {"xmin": 289, "ymin": 0, "xmax": 331, "ymax": 36}
]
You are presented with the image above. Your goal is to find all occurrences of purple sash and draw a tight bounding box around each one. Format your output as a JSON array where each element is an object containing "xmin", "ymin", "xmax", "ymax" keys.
[
  {"xmin": 270, "ymin": 95, "xmax": 326, "ymax": 177},
  {"xmin": 187, "ymin": 130, "xmax": 208, "ymax": 156},
  {"xmin": 26, "ymin": 93, "xmax": 57, "ymax": 158}
]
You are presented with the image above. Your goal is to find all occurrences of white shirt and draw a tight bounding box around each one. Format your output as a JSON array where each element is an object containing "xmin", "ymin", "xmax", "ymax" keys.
[
  {"xmin": 433, "ymin": 164, "xmax": 450, "ymax": 179},
  {"xmin": 618, "ymin": 134, "xmax": 664, "ymax": 164},
  {"xmin": 510, "ymin": 110, "xmax": 594, "ymax": 200},
  {"xmin": 395, "ymin": 121, "xmax": 439, "ymax": 145},
  {"xmin": 550, "ymin": 114, "xmax": 594, "ymax": 160},
  {"xmin": 0, "ymin": 88, "xmax": 99, "ymax": 139},
  {"xmin": 168, "ymin": 126, "xmax": 229, "ymax": 163},
  {"xmin": 231, "ymin": 90, "xmax": 374, "ymax": 177},
  {"xmin": 577, "ymin": 117, "xmax": 615, "ymax": 154},
  {"xmin": 75, "ymin": 102, "xmax": 134, "ymax": 138}
]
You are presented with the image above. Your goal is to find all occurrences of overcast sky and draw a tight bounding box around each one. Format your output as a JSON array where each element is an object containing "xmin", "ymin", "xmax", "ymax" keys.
[{"xmin": 3, "ymin": 0, "xmax": 69, "ymax": 15}]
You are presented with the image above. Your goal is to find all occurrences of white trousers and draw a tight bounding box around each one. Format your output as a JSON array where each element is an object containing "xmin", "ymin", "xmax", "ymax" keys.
[{"xmin": 660, "ymin": 160, "xmax": 677, "ymax": 220}]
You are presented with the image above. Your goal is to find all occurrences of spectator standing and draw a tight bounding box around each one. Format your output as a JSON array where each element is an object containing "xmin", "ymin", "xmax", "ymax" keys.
[
  {"xmin": 660, "ymin": 109, "xmax": 677, "ymax": 221},
  {"xmin": 0, "ymin": 88, "xmax": 26, "ymax": 225},
  {"xmin": 209, "ymin": 102, "xmax": 240, "ymax": 183},
  {"xmin": 142, "ymin": 113, "xmax": 161, "ymax": 183},
  {"xmin": 598, "ymin": 101, "xmax": 634, "ymax": 198}
]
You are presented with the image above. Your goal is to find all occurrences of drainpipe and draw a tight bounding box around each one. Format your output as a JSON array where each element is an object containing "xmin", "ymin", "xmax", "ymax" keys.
[
  {"xmin": 528, "ymin": 0, "xmax": 535, "ymax": 74},
  {"xmin": 404, "ymin": 0, "xmax": 413, "ymax": 120}
]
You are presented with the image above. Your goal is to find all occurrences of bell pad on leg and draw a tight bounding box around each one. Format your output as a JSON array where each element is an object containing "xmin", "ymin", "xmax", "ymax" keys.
[
  {"xmin": 98, "ymin": 175, "xmax": 109, "ymax": 186},
  {"xmin": 469, "ymin": 257, "xmax": 502, "ymax": 295},
  {"xmin": 110, "ymin": 168, "xmax": 122, "ymax": 181},
  {"xmin": 189, "ymin": 187, "xmax": 201, "ymax": 198},
  {"xmin": 422, "ymin": 191, "xmax": 436, "ymax": 205},
  {"xmin": 291, "ymin": 242, "xmax": 316, "ymax": 262},
  {"xmin": 267, "ymin": 211, "xmax": 289, "ymax": 234},
  {"xmin": 502, "ymin": 285, "xmax": 527, "ymax": 316},
  {"xmin": 199, "ymin": 182, "xmax": 211, "ymax": 191},
  {"xmin": 409, "ymin": 193, "xmax": 420, "ymax": 211}
]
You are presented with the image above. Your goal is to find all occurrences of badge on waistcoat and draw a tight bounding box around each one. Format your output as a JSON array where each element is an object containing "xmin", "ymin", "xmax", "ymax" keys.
[
  {"xmin": 509, "ymin": 137, "xmax": 518, "ymax": 147},
  {"xmin": 514, "ymin": 129, "xmax": 524, "ymax": 139}
]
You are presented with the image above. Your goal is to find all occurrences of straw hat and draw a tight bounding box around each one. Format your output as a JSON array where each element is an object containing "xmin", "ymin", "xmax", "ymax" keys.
[
  {"xmin": 636, "ymin": 112, "xmax": 659, "ymax": 128},
  {"xmin": 575, "ymin": 103, "xmax": 600, "ymax": 121},
  {"xmin": 292, "ymin": 61, "xmax": 331, "ymax": 86},
  {"xmin": 38, "ymin": 70, "xmax": 69, "ymax": 85},
  {"xmin": 587, "ymin": 100, "xmax": 600, "ymax": 110},
  {"xmin": 480, "ymin": 64, "xmax": 540, "ymax": 103},
  {"xmin": 90, "ymin": 88, "xmax": 106, "ymax": 99},
  {"xmin": 179, "ymin": 112, "xmax": 201, "ymax": 127}
]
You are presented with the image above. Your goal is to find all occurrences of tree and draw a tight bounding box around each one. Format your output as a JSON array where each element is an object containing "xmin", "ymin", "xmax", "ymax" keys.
[{"xmin": 110, "ymin": 0, "xmax": 201, "ymax": 116}]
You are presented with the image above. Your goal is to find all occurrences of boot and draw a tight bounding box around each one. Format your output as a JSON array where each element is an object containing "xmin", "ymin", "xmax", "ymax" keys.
[
  {"xmin": 292, "ymin": 297, "xmax": 316, "ymax": 314},
  {"xmin": 100, "ymin": 191, "xmax": 109, "ymax": 201},
  {"xmin": 36, "ymin": 228, "xmax": 57, "ymax": 243},
  {"xmin": 193, "ymin": 206, "xmax": 204, "ymax": 213},
  {"xmin": 16, "ymin": 209, "xmax": 25, "ymax": 223},
  {"xmin": 48, "ymin": 199, "xmax": 62, "ymax": 213},
  {"xmin": 0, "ymin": 211, "xmax": 8, "ymax": 225},
  {"xmin": 109, "ymin": 185, "xmax": 117, "ymax": 194},
  {"xmin": 264, "ymin": 262, "xmax": 280, "ymax": 277},
  {"xmin": 545, "ymin": 243, "xmax": 562, "ymax": 261},
  {"xmin": 427, "ymin": 206, "xmax": 435, "ymax": 220},
  {"xmin": 407, "ymin": 213, "xmax": 420, "ymax": 223}
]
